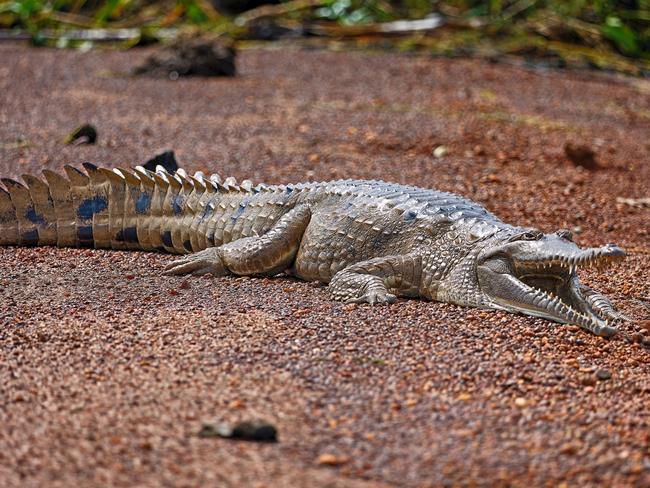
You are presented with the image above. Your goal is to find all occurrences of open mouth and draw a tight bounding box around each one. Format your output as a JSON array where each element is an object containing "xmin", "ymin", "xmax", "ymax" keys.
[{"xmin": 478, "ymin": 242, "xmax": 626, "ymax": 337}]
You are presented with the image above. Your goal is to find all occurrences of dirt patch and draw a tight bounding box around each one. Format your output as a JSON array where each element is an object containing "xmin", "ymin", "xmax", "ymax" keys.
[{"xmin": 0, "ymin": 43, "xmax": 649, "ymax": 487}]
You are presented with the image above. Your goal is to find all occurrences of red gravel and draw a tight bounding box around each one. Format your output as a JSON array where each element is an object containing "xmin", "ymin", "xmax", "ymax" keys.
[{"xmin": 1, "ymin": 43, "xmax": 649, "ymax": 487}]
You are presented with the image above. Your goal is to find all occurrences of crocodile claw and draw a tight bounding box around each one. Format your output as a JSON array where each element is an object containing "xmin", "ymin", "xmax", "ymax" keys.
[
  {"xmin": 349, "ymin": 291, "xmax": 397, "ymax": 305},
  {"xmin": 163, "ymin": 248, "xmax": 228, "ymax": 277}
]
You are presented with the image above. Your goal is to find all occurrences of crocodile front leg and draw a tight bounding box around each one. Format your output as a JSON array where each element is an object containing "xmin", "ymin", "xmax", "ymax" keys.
[
  {"xmin": 329, "ymin": 254, "xmax": 422, "ymax": 305},
  {"xmin": 164, "ymin": 204, "xmax": 311, "ymax": 277}
]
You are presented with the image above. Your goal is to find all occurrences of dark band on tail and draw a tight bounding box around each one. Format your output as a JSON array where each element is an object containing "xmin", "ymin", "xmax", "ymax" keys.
[{"xmin": 0, "ymin": 163, "xmax": 254, "ymax": 253}]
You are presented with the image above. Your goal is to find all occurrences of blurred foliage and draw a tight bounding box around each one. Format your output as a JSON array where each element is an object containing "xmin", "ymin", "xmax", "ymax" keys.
[
  {"xmin": 0, "ymin": 1, "xmax": 648, "ymax": 72},
  {"xmin": 306, "ymin": 1, "xmax": 649, "ymax": 59},
  {"xmin": 0, "ymin": 0, "xmax": 221, "ymax": 30}
]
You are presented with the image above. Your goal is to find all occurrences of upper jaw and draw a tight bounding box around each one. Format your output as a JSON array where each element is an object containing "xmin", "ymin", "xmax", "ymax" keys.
[
  {"xmin": 477, "ymin": 240, "xmax": 626, "ymax": 337},
  {"xmin": 510, "ymin": 243, "xmax": 625, "ymax": 275}
]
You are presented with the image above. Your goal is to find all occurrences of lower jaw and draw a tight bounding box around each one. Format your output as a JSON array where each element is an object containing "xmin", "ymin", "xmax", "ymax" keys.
[{"xmin": 489, "ymin": 300, "xmax": 571, "ymax": 324}]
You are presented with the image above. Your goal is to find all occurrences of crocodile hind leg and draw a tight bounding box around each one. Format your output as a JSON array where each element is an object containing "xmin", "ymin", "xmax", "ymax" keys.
[
  {"xmin": 329, "ymin": 254, "xmax": 422, "ymax": 305},
  {"xmin": 164, "ymin": 204, "xmax": 312, "ymax": 277}
]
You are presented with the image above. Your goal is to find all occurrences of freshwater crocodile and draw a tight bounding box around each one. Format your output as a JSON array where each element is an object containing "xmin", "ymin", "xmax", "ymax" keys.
[{"xmin": 0, "ymin": 163, "xmax": 627, "ymax": 336}]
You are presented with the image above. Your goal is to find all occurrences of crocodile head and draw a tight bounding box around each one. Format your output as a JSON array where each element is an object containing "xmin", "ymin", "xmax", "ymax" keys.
[{"xmin": 476, "ymin": 229, "xmax": 626, "ymax": 337}]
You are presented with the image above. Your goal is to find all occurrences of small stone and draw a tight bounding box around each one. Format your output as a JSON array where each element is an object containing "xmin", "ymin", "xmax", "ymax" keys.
[
  {"xmin": 457, "ymin": 393, "xmax": 471, "ymax": 401},
  {"xmin": 228, "ymin": 399, "xmax": 245, "ymax": 409},
  {"xmin": 64, "ymin": 124, "xmax": 97, "ymax": 145},
  {"xmin": 405, "ymin": 398, "xmax": 419, "ymax": 407},
  {"xmin": 199, "ymin": 419, "xmax": 277, "ymax": 442},
  {"xmin": 178, "ymin": 280, "xmax": 191, "ymax": 290},
  {"xmin": 596, "ymin": 369, "xmax": 612, "ymax": 381},
  {"xmin": 638, "ymin": 320, "xmax": 650, "ymax": 333},
  {"xmin": 139, "ymin": 441, "xmax": 153, "ymax": 451},
  {"xmin": 560, "ymin": 442, "xmax": 578, "ymax": 455},
  {"xmin": 564, "ymin": 142, "xmax": 598, "ymax": 169},
  {"xmin": 317, "ymin": 453, "xmax": 349, "ymax": 466},
  {"xmin": 580, "ymin": 375, "xmax": 597, "ymax": 386},
  {"xmin": 433, "ymin": 145, "xmax": 448, "ymax": 158},
  {"xmin": 514, "ymin": 397, "xmax": 527, "ymax": 408}
]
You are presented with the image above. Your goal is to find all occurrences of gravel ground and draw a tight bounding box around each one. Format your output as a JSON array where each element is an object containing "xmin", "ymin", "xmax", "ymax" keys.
[{"xmin": 1, "ymin": 43, "xmax": 649, "ymax": 487}]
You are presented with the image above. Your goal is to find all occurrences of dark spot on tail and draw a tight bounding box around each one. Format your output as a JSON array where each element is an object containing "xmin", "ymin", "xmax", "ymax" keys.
[
  {"xmin": 77, "ymin": 196, "xmax": 108, "ymax": 220},
  {"xmin": 135, "ymin": 193, "xmax": 152, "ymax": 215},
  {"xmin": 173, "ymin": 196, "xmax": 184, "ymax": 216},
  {"xmin": 231, "ymin": 198, "xmax": 250, "ymax": 222},
  {"xmin": 162, "ymin": 231, "xmax": 173, "ymax": 247},
  {"xmin": 25, "ymin": 206, "xmax": 46, "ymax": 225},
  {"xmin": 77, "ymin": 225, "xmax": 94, "ymax": 245},
  {"xmin": 116, "ymin": 226, "xmax": 139, "ymax": 243},
  {"xmin": 20, "ymin": 229, "xmax": 39, "ymax": 246},
  {"xmin": 202, "ymin": 204, "xmax": 214, "ymax": 220}
]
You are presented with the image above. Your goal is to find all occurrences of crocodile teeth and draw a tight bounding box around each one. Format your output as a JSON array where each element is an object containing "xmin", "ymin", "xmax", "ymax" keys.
[
  {"xmin": 525, "ymin": 282, "xmax": 615, "ymax": 336},
  {"xmin": 519, "ymin": 244, "xmax": 625, "ymax": 274}
]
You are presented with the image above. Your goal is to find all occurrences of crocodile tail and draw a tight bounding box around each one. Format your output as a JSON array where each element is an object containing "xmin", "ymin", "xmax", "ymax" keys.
[{"xmin": 0, "ymin": 163, "xmax": 229, "ymax": 254}]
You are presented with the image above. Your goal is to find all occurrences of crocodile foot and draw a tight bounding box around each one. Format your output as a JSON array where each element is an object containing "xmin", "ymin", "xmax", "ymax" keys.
[
  {"xmin": 348, "ymin": 290, "xmax": 397, "ymax": 305},
  {"xmin": 163, "ymin": 248, "xmax": 229, "ymax": 276}
]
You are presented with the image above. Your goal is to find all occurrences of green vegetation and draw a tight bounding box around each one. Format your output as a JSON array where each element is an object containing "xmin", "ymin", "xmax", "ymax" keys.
[
  {"xmin": 0, "ymin": 1, "xmax": 648, "ymax": 73},
  {"xmin": 310, "ymin": 1, "xmax": 649, "ymax": 60}
]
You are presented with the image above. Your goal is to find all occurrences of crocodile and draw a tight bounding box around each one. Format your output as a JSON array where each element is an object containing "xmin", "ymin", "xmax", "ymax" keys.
[{"xmin": 0, "ymin": 163, "xmax": 627, "ymax": 337}]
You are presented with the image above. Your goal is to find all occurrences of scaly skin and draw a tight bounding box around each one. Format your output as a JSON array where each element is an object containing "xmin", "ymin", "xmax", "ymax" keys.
[{"xmin": 0, "ymin": 164, "xmax": 627, "ymax": 337}]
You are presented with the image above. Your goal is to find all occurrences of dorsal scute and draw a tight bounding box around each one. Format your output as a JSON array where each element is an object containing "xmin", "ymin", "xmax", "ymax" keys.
[
  {"xmin": 189, "ymin": 175, "xmax": 206, "ymax": 193},
  {"xmin": 118, "ymin": 168, "xmax": 141, "ymax": 186},
  {"xmin": 181, "ymin": 175, "xmax": 194, "ymax": 194},
  {"xmin": 134, "ymin": 166, "xmax": 156, "ymax": 187},
  {"xmin": 223, "ymin": 176, "xmax": 239, "ymax": 191},
  {"xmin": 155, "ymin": 165, "xmax": 171, "ymax": 177},
  {"xmin": 241, "ymin": 179, "xmax": 253, "ymax": 192},
  {"xmin": 64, "ymin": 165, "xmax": 89, "ymax": 187},
  {"xmin": 167, "ymin": 174, "xmax": 182, "ymax": 189}
]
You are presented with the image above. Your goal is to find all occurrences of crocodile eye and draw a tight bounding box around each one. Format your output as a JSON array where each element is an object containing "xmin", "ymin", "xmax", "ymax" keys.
[{"xmin": 521, "ymin": 231, "xmax": 542, "ymax": 241}]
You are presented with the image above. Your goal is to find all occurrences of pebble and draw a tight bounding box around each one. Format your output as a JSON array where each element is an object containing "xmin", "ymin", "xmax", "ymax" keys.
[
  {"xmin": 514, "ymin": 397, "xmax": 528, "ymax": 407},
  {"xmin": 433, "ymin": 146, "xmax": 448, "ymax": 158},
  {"xmin": 64, "ymin": 123, "xmax": 97, "ymax": 145},
  {"xmin": 564, "ymin": 142, "xmax": 598, "ymax": 169},
  {"xmin": 596, "ymin": 369, "xmax": 612, "ymax": 381},
  {"xmin": 317, "ymin": 453, "xmax": 349, "ymax": 466},
  {"xmin": 198, "ymin": 419, "xmax": 278, "ymax": 442},
  {"xmin": 581, "ymin": 375, "xmax": 597, "ymax": 387}
]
